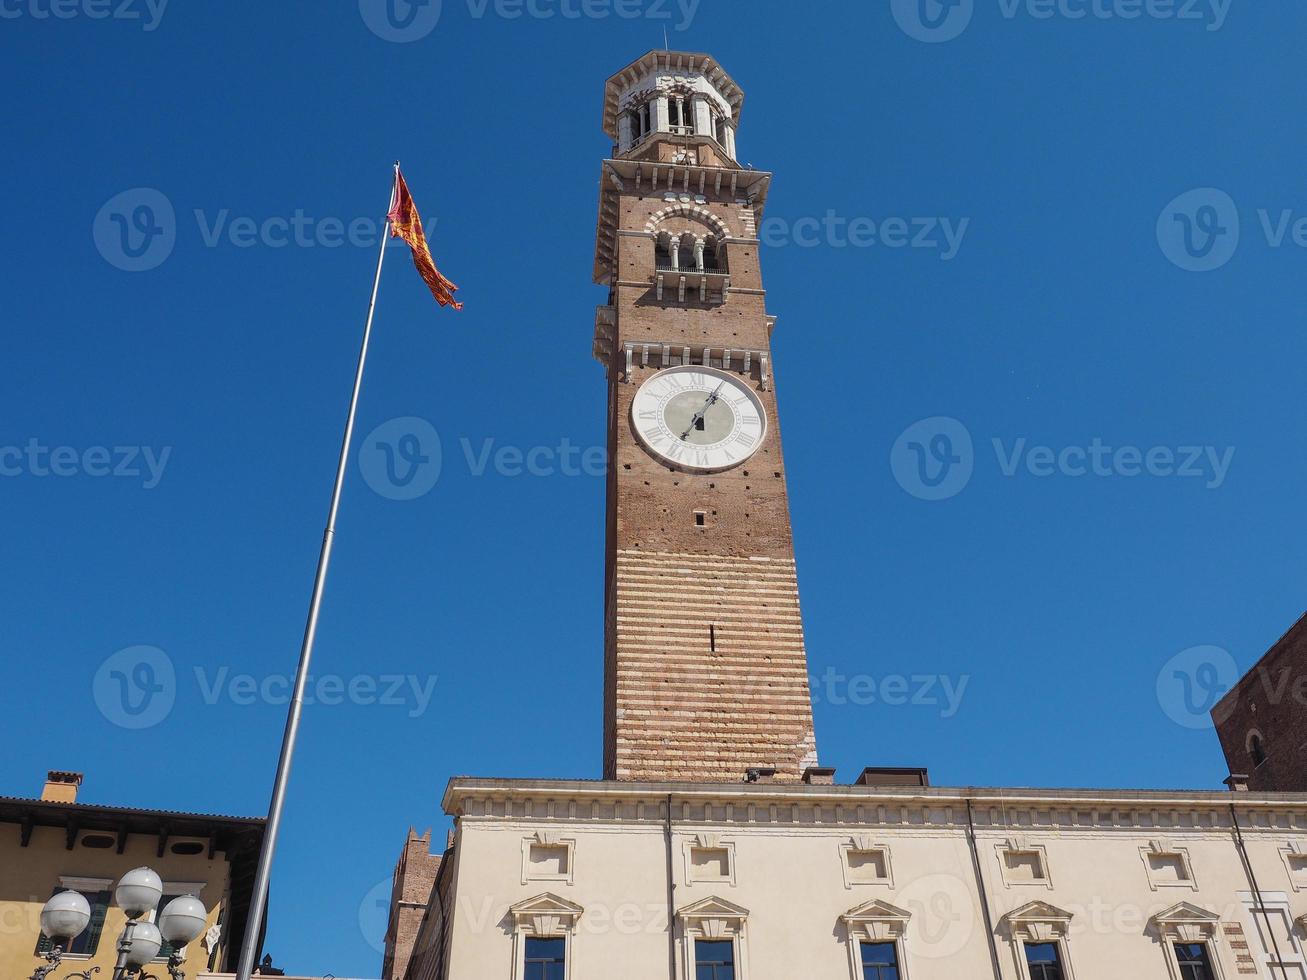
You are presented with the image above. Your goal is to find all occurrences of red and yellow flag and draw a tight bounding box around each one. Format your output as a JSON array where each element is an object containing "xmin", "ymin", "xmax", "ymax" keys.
[{"xmin": 387, "ymin": 169, "xmax": 463, "ymax": 311}]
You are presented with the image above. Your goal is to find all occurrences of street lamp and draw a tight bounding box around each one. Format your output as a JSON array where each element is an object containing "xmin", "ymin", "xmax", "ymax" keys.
[
  {"xmin": 31, "ymin": 891, "xmax": 95, "ymax": 980},
  {"xmin": 32, "ymin": 869, "xmax": 209, "ymax": 980}
]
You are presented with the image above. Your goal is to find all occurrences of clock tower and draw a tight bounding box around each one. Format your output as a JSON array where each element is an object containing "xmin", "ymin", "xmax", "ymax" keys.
[{"xmin": 593, "ymin": 51, "xmax": 819, "ymax": 784}]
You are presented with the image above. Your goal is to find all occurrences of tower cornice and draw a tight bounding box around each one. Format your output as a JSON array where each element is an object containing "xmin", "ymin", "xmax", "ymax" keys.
[{"xmin": 602, "ymin": 50, "xmax": 745, "ymax": 140}]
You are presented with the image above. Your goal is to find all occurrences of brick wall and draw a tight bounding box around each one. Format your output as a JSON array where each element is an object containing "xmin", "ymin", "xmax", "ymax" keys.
[
  {"xmin": 381, "ymin": 829, "xmax": 441, "ymax": 980},
  {"xmin": 600, "ymin": 150, "xmax": 818, "ymax": 783},
  {"xmin": 1213, "ymin": 611, "xmax": 1307, "ymax": 791}
]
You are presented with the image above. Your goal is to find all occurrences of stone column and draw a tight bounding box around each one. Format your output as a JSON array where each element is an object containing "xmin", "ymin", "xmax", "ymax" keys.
[
  {"xmin": 724, "ymin": 122, "xmax": 737, "ymax": 160},
  {"xmin": 693, "ymin": 240, "xmax": 705, "ymax": 271},
  {"xmin": 693, "ymin": 95, "xmax": 712, "ymax": 137},
  {"xmin": 617, "ymin": 111, "xmax": 633, "ymax": 153},
  {"xmin": 653, "ymin": 95, "xmax": 670, "ymax": 133},
  {"xmin": 670, "ymin": 240, "xmax": 681, "ymax": 271}
]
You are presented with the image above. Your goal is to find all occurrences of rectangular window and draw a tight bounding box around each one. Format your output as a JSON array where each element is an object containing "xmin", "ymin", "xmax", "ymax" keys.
[
  {"xmin": 1175, "ymin": 943, "xmax": 1215, "ymax": 980},
  {"xmin": 524, "ymin": 937, "xmax": 565, "ymax": 980},
  {"xmin": 1025, "ymin": 943, "xmax": 1064, "ymax": 980},
  {"xmin": 695, "ymin": 939, "xmax": 735, "ymax": 980},
  {"xmin": 35, "ymin": 889, "xmax": 111, "ymax": 958},
  {"xmin": 860, "ymin": 941, "xmax": 901, "ymax": 980}
]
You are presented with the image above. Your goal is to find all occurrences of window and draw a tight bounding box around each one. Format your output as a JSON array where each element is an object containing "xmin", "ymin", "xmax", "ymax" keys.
[
  {"xmin": 1251, "ymin": 732, "xmax": 1268, "ymax": 767},
  {"xmin": 35, "ymin": 889, "xmax": 110, "ymax": 957},
  {"xmin": 860, "ymin": 942, "xmax": 901, "ymax": 980},
  {"xmin": 696, "ymin": 939, "xmax": 735, "ymax": 980},
  {"xmin": 1175, "ymin": 943, "xmax": 1215, "ymax": 980},
  {"xmin": 1025, "ymin": 943, "xmax": 1064, "ymax": 980},
  {"xmin": 509, "ymin": 894, "xmax": 582, "ymax": 980},
  {"xmin": 524, "ymin": 937, "xmax": 565, "ymax": 980}
]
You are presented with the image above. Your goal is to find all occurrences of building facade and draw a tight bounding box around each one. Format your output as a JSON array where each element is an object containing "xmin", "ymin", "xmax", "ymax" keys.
[
  {"xmin": 1215, "ymin": 613, "xmax": 1307, "ymax": 792},
  {"xmin": 381, "ymin": 50, "xmax": 1307, "ymax": 980},
  {"xmin": 1, "ymin": 770, "xmax": 267, "ymax": 980}
]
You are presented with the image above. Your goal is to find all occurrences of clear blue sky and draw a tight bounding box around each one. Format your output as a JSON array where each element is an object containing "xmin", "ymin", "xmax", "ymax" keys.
[{"xmin": 2, "ymin": 0, "xmax": 1304, "ymax": 975}]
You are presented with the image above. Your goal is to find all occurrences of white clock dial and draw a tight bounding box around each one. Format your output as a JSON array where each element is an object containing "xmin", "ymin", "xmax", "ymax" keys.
[{"xmin": 630, "ymin": 366, "xmax": 768, "ymax": 472}]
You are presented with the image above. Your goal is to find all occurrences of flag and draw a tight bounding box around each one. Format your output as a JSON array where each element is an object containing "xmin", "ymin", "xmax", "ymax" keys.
[{"xmin": 387, "ymin": 168, "xmax": 463, "ymax": 311}]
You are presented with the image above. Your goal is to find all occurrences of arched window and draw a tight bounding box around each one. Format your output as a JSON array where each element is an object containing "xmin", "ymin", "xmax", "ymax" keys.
[
  {"xmin": 1250, "ymin": 732, "xmax": 1267, "ymax": 767},
  {"xmin": 702, "ymin": 236, "xmax": 725, "ymax": 273},
  {"xmin": 654, "ymin": 235, "xmax": 673, "ymax": 270}
]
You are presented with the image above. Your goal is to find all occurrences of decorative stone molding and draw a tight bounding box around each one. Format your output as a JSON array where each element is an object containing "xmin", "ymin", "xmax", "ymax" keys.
[
  {"xmin": 1150, "ymin": 904, "xmax": 1227, "ymax": 980},
  {"xmin": 838, "ymin": 838, "xmax": 894, "ymax": 888},
  {"xmin": 645, "ymin": 204, "xmax": 731, "ymax": 241},
  {"xmin": 520, "ymin": 834, "xmax": 576, "ymax": 885},
  {"xmin": 841, "ymin": 898, "xmax": 910, "ymax": 941},
  {"xmin": 1005, "ymin": 900, "xmax": 1074, "ymax": 943},
  {"xmin": 995, "ymin": 842, "xmax": 1053, "ymax": 889},
  {"xmin": 840, "ymin": 900, "xmax": 911, "ymax": 980},
  {"xmin": 1004, "ymin": 902, "xmax": 1077, "ymax": 980},
  {"xmin": 1139, "ymin": 842, "xmax": 1198, "ymax": 891},
  {"xmin": 676, "ymin": 897, "xmax": 750, "ymax": 980},
  {"xmin": 1281, "ymin": 841, "xmax": 1307, "ymax": 891},
  {"xmin": 683, "ymin": 834, "xmax": 736, "ymax": 886},
  {"xmin": 1150, "ymin": 902, "xmax": 1221, "ymax": 944},
  {"xmin": 508, "ymin": 894, "xmax": 584, "ymax": 980}
]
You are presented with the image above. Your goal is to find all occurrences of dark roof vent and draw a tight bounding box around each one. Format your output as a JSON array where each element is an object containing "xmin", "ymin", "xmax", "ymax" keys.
[{"xmin": 854, "ymin": 767, "xmax": 930, "ymax": 788}]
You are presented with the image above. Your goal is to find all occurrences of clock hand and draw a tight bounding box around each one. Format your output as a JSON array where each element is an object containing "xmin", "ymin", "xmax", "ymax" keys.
[{"xmin": 680, "ymin": 382, "xmax": 726, "ymax": 440}]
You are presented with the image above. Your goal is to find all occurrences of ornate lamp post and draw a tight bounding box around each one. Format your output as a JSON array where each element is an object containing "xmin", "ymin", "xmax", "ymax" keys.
[
  {"xmin": 31, "ymin": 891, "xmax": 95, "ymax": 980},
  {"xmin": 31, "ymin": 869, "xmax": 209, "ymax": 980}
]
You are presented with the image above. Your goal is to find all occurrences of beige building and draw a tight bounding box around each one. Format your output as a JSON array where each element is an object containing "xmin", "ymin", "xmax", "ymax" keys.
[
  {"xmin": 394, "ymin": 775, "xmax": 1307, "ymax": 980},
  {"xmin": 380, "ymin": 50, "xmax": 1307, "ymax": 980},
  {"xmin": 1, "ymin": 770, "xmax": 267, "ymax": 980}
]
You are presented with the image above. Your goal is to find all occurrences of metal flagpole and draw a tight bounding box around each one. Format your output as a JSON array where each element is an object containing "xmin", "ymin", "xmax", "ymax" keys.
[{"xmin": 234, "ymin": 163, "xmax": 401, "ymax": 980}]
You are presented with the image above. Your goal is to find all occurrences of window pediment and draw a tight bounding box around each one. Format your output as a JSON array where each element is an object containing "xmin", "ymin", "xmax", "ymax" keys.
[
  {"xmin": 841, "ymin": 899, "xmax": 911, "ymax": 943},
  {"xmin": 677, "ymin": 896, "xmax": 749, "ymax": 939},
  {"xmin": 508, "ymin": 892, "xmax": 584, "ymax": 937},
  {"xmin": 1150, "ymin": 902, "xmax": 1221, "ymax": 943},
  {"xmin": 1004, "ymin": 901, "xmax": 1074, "ymax": 942}
]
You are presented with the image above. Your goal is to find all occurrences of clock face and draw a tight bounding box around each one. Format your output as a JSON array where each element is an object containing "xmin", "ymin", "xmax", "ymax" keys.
[{"xmin": 630, "ymin": 366, "xmax": 768, "ymax": 472}]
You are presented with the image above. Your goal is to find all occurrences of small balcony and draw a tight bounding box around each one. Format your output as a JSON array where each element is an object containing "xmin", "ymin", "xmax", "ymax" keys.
[{"xmin": 655, "ymin": 263, "xmax": 729, "ymax": 277}]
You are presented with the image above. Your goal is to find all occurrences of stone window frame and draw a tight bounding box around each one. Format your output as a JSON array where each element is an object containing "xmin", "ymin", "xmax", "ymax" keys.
[
  {"xmin": 676, "ymin": 896, "xmax": 750, "ymax": 980},
  {"xmin": 1150, "ymin": 902, "xmax": 1228, "ymax": 980},
  {"xmin": 994, "ymin": 840, "xmax": 1054, "ymax": 890},
  {"xmin": 838, "ymin": 837, "xmax": 895, "ymax": 889},
  {"xmin": 1139, "ymin": 841, "xmax": 1199, "ymax": 892},
  {"xmin": 840, "ymin": 899, "xmax": 912, "ymax": 980},
  {"xmin": 682, "ymin": 833, "xmax": 737, "ymax": 887},
  {"xmin": 508, "ymin": 893, "xmax": 583, "ymax": 980},
  {"xmin": 520, "ymin": 832, "xmax": 576, "ymax": 886},
  {"xmin": 1280, "ymin": 844, "xmax": 1307, "ymax": 892},
  {"xmin": 1003, "ymin": 901, "xmax": 1077, "ymax": 980}
]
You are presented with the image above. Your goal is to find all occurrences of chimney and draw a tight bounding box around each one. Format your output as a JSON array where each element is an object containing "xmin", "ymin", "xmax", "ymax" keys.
[
  {"xmin": 803, "ymin": 767, "xmax": 837, "ymax": 785},
  {"xmin": 1224, "ymin": 773, "xmax": 1251, "ymax": 793},
  {"xmin": 41, "ymin": 771, "xmax": 83, "ymax": 803}
]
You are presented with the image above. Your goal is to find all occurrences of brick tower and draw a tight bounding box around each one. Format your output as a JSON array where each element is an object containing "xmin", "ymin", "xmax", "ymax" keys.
[{"xmin": 593, "ymin": 51, "xmax": 819, "ymax": 783}]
